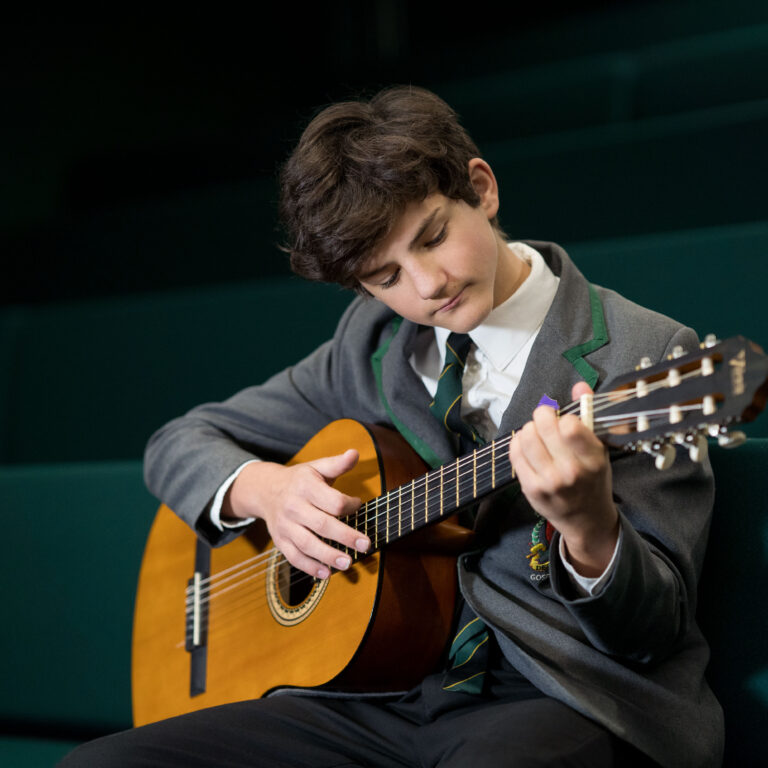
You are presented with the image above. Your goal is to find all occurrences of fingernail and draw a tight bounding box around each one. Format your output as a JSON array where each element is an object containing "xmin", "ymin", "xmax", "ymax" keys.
[
  {"xmin": 335, "ymin": 556, "xmax": 351, "ymax": 570},
  {"xmin": 317, "ymin": 567, "xmax": 330, "ymax": 579},
  {"xmin": 356, "ymin": 538, "xmax": 370, "ymax": 553}
]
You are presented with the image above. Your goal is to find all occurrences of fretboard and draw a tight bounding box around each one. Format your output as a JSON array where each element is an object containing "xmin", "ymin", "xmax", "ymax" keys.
[{"xmin": 339, "ymin": 434, "xmax": 516, "ymax": 559}]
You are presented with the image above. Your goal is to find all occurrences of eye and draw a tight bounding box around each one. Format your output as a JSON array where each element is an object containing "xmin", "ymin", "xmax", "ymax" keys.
[
  {"xmin": 380, "ymin": 269, "xmax": 401, "ymax": 289},
  {"xmin": 425, "ymin": 225, "xmax": 447, "ymax": 248}
]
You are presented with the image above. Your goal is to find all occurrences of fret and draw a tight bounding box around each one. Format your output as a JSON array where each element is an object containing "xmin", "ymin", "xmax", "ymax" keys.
[
  {"xmin": 398, "ymin": 485, "xmax": 402, "ymax": 538},
  {"xmin": 410, "ymin": 478, "xmax": 415, "ymax": 531},
  {"xmin": 491, "ymin": 440, "xmax": 496, "ymax": 488},
  {"xmin": 424, "ymin": 473, "xmax": 429, "ymax": 525},
  {"xmin": 385, "ymin": 489, "xmax": 390, "ymax": 544},
  {"xmin": 455, "ymin": 457, "xmax": 460, "ymax": 508},
  {"xmin": 439, "ymin": 465, "xmax": 444, "ymax": 517},
  {"xmin": 373, "ymin": 496, "xmax": 379, "ymax": 550},
  {"xmin": 473, "ymin": 449, "xmax": 477, "ymax": 498}
]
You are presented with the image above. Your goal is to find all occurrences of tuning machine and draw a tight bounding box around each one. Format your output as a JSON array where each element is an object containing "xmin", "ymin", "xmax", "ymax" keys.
[
  {"xmin": 640, "ymin": 440, "xmax": 676, "ymax": 470},
  {"xmin": 673, "ymin": 431, "xmax": 708, "ymax": 463},
  {"xmin": 706, "ymin": 424, "xmax": 747, "ymax": 448},
  {"xmin": 717, "ymin": 430, "xmax": 747, "ymax": 449}
]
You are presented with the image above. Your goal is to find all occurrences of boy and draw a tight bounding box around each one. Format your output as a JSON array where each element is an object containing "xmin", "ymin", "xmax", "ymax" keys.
[{"xmin": 60, "ymin": 86, "xmax": 723, "ymax": 767}]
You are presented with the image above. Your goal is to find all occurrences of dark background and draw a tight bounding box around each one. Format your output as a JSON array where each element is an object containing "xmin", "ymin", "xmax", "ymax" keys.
[{"xmin": 5, "ymin": 0, "xmax": 767, "ymax": 306}]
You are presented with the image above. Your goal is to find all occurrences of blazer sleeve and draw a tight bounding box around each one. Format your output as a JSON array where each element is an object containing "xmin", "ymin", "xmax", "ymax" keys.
[
  {"xmin": 143, "ymin": 297, "xmax": 392, "ymax": 546},
  {"xmin": 549, "ymin": 325, "xmax": 715, "ymax": 664}
]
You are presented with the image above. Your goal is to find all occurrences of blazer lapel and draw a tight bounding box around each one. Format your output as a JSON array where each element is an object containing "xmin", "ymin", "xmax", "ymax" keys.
[
  {"xmin": 498, "ymin": 242, "xmax": 610, "ymax": 437},
  {"xmin": 374, "ymin": 317, "xmax": 457, "ymax": 467}
]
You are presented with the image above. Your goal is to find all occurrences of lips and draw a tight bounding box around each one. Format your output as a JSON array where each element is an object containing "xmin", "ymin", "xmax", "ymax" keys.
[{"xmin": 437, "ymin": 288, "xmax": 464, "ymax": 313}]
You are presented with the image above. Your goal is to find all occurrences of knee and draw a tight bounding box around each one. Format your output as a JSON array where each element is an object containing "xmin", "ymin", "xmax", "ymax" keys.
[{"xmin": 56, "ymin": 733, "xmax": 136, "ymax": 768}]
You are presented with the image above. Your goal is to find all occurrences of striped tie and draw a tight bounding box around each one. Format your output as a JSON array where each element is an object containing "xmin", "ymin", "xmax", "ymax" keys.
[
  {"xmin": 429, "ymin": 333, "xmax": 484, "ymax": 455},
  {"xmin": 430, "ymin": 333, "xmax": 490, "ymax": 694},
  {"xmin": 441, "ymin": 613, "xmax": 489, "ymax": 694}
]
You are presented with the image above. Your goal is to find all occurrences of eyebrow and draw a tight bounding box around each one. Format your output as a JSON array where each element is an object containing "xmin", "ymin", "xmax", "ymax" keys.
[{"xmin": 357, "ymin": 206, "xmax": 442, "ymax": 281}]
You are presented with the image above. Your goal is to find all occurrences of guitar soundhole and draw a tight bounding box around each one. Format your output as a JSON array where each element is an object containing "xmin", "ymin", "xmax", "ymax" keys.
[
  {"xmin": 266, "ymin": 551, "xmax": 330, "ymax": 626},
  {"xmin": 279, "ymin": 564, "xmax": 314, "ymax": 605}
]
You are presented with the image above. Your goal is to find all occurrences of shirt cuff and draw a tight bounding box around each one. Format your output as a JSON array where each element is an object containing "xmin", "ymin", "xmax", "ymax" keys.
[
  {"xmin": 558, "ymin": 527, "xmax": 622, "ymax": 597},
  {"xmin": 209, "ymin": 459, "xmax": 261, "ymax": 531}
]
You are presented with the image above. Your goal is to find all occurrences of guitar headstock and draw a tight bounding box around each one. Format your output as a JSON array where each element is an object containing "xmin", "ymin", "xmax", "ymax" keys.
[{"xmin": 596, "ymin": 335, "xmax": 768, "ymax": 468}]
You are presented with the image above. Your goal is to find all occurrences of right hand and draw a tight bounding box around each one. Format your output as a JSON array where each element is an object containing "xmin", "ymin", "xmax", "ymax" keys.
[{"xmin": 221, "ymin": 449, "xmax": 369, "ymax": 579}]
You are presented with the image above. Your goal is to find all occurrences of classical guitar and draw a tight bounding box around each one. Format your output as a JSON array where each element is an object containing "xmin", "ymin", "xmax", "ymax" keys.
[{"xmin": 132, "ymin": 335, "xmax": 768, "ymax": 726}]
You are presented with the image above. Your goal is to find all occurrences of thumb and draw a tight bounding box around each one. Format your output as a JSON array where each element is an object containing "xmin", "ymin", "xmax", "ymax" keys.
[{"xmin": 307, "ymin": 449, "xmax": 360, "ymax": 482}]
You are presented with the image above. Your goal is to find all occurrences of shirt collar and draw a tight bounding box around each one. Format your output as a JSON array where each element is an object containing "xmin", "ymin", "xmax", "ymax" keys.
[{"xmin": 434, "ymin": 242, "xmax": 560, "ymax": 371}]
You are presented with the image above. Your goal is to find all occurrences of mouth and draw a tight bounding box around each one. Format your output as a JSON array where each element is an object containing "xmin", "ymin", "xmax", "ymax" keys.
[{"xmin": 437, "ymin": 288, "xmax": 464, "ymax": 313}]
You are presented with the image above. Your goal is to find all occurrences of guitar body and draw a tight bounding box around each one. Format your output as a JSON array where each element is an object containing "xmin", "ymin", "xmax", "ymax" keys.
[{"xmin": 132, "ymin": 420, "xmax": 471, "ymax": 726}]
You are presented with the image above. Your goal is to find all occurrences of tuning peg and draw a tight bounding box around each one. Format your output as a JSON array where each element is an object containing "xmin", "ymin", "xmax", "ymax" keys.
[
  {"xmin": 667, "ymin": 345, "xmax": 686, "ymax": 360},
  {"xmin": 672, "ymin": 432, "xmax": 708, "ymax": 463},
  {"xmin": 636, "ymin": 356, "xmax": 653, "ymax": 371},
  {"xmin": 641, "ymin": 441, "xmax": 676, "ymax": 470},
  {"xmin": 687, "ymin": 433, "xmax": 709, "ymax": 463},
  {"xmin": 717, "ymin": 430, "xmax": 747, "ymax": 449},
  {"xmin": 701, "ymin": 334, "xmax": 719, "ymax": 349}
]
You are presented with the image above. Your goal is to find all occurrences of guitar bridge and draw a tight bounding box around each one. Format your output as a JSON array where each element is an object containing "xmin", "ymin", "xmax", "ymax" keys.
[{"xmin": 185, "ymin": 538, "xmax": 210, "ymax": 697}]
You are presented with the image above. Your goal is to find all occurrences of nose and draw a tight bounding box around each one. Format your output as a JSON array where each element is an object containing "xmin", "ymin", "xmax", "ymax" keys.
[{"xmin": 410, "ymin": 256, "xmax": 448, "ymax": 300}]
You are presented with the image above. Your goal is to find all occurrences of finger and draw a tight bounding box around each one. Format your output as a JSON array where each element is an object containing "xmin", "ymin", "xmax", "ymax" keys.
[
  {"xmin": 512, "ymin": 420, "xmax": 553, "ymax": 477},
  {"xmin": 307, "ymin": 477, "xmax": 362, "ymax": 519},
  {"xmin": 277, "ymin": 538, "xmax": 335, "ymax": 580},
  {"xmin": 557, "ymin": 416, "xmax": 608, "ymax": 472},
  {"xmin": 286, "ymin": 512, "xmax": 361, "ymax": 572},
  {"xmin": 299, "ymin": 502, "xmax": 370, "ymax": 554}
]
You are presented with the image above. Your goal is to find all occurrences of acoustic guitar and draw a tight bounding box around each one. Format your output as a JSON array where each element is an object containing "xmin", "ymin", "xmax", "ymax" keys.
[{"xmin": 132, "ymin": 335, "xmax": 768, "ymax": 726}]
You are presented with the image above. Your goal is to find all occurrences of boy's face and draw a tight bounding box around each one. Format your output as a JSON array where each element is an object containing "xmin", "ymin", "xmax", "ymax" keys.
[{"xmin": 357, "ymin": 159, "xmax": 524, "ymax": 333}]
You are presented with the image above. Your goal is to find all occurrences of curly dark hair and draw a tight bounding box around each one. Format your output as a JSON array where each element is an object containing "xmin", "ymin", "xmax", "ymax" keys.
[{"xmin": 279, "ymin": 86, "xmax": 497, "ymax": 291}]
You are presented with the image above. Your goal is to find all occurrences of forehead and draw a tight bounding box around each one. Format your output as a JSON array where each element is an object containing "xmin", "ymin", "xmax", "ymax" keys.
[{"xmin": 360, "ymin": 194, "xmax": 448, "ymax": 275}]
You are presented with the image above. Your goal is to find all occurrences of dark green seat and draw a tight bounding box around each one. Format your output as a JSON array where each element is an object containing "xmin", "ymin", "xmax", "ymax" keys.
[
  {"xmin": 701, "ymin": 440, "xmax": 768, "ymax": 766},
  {"xmin": 0, "ymin": 278, "xmax": 353, "ymax": 463},
  {"xmin": 0, "ymin": 461, "xmax": 153, "ymax": 743}
]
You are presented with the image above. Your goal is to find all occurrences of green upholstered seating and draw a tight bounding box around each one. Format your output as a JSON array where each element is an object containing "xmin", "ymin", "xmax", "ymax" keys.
[
  {"xmin": 701, "ymin": 441, "xmax": 768, "ymax": 765},
  {"xmin": 0, "ymin": 278, "xmax": 353, "ymax": 464}
]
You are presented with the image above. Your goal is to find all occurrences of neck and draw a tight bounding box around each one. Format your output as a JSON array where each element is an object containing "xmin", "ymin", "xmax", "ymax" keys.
[{"xmin": 493, "ymin": 238, "xmax": 531, "ymax": 308}]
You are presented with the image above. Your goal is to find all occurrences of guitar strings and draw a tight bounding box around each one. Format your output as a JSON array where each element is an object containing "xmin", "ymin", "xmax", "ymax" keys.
[
  {"xmin": 189, "ymin": 365, "xmax": 695, "ymax": 601},
  {"xmin": 183, "ymin": 367, "xmax": 710, "ymax": 617},
  {"xmin": 179, "ymin": 405, "xmax": 713, "ymax": 647},
  {"xmin": 181, "ymin": 367, "xmax": 711, "ymax": 624},
  {"xmin": 181, "ymin": 395, "xmax": 710, "ymax": 643}
]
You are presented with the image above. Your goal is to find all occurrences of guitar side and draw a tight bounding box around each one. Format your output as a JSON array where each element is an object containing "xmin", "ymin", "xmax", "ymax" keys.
[{"xmin": 132, "ymin": 419, "xmax": 465, "ymax": 726}]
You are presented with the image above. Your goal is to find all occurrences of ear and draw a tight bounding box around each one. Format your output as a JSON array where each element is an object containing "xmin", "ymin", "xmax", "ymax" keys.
[{"xmin": 467, "ymin": 158, "xmax": 500, "ymax": 219}]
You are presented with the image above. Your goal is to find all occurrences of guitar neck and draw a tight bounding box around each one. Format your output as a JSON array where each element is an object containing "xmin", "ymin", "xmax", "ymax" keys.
[
  {"xmin": 341, "ymin": 435, "xmax": 516, "ymax": 557},
  {"xmin": 333, "ymin": 334, "xmax": 768, "ymax": 559}
]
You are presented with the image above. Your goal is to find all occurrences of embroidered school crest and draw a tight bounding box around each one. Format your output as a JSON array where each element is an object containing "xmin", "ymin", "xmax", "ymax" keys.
[{"xmin": 527, "ymin": 515, "xmax": 554, "ymax": 573}]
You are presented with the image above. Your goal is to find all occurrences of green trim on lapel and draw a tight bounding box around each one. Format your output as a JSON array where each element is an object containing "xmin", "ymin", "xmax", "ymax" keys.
[
  {"xmin": 371, "ymin": 317, "xmax": 443, "ymax": 469},
  {"xmin": 561, "ymin": 284, "xmax": 608, "ymax": 389}
]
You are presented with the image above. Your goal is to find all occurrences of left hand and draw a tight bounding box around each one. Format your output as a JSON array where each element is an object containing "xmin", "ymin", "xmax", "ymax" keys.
[{"xmin": 509, "ymin": 382, "xmax": 619, "ymax": 577}]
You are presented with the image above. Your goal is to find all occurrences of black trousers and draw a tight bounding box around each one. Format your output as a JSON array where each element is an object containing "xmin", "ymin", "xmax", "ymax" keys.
[{"xmin": 57, "ymin": 681, "xmax": 655, "ymax": 768}]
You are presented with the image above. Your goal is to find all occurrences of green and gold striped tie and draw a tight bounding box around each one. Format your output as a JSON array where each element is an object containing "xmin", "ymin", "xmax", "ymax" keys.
[
  {"xmin": 430, "ymin": 333, "xmax": 490, "ymax": 694},
  {"xmin": 429, "ymin": 332, "xmax": 484, "ymax": 455}
]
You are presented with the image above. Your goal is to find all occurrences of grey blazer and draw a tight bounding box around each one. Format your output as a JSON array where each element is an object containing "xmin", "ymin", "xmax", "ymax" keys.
[{"xmin": 145, "ymin": 242, "xmax": 724, "ymax": 768}]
